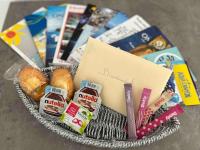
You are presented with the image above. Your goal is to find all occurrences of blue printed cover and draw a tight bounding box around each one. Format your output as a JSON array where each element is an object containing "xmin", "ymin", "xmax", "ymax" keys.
[
  {"xmin": 25, "ymin": 10, "xmax": 47, "ymax": 37},
  {"xmin": 46, "ymin": 6, "xmax": 66, "ymax": 66},
  {"xmin": 110, "ymin": 26, "xmax": 173, "ymax": 52},
  {"xmin": 25, "ymin": 8, "xmax": 47, "ymax": 63}
]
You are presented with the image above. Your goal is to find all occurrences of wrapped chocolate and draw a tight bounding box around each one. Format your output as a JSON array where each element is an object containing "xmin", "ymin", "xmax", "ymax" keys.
[
  {"xmin": 39, "ymin": 86, "xmax": 68, "ymax": 120},
  {"xmin": 141, "ymin": 90, "xmax": 174, "ymax": 125},
  {"xmin": 124, "ymin": 83, "xmax": 137, "ymax": 139},
  {"xmin": 137, "ymin": 104, "xmax": 184, "ymax": 139},
  {"xmin": 73, "ymin": 80, "xmax": 102, "ymax": 119},
  {"xmin": 136, "ymin": 88, "xmax": 151, "ymax": 129},
  {"xmin": 60, "ymin": 101, "xmax": 93, "ymax": 134}
]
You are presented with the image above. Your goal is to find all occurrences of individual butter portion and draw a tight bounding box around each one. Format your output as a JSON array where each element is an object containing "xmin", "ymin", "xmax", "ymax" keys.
[{"xmin": 173, "ymin": 64, "xmax": 200, "ymax": 105}]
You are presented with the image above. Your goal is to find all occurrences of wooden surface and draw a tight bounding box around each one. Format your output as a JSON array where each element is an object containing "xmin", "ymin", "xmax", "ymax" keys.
[{"xmin": 1, "ymin": 0, "xmax": 200, "ymax": 150}]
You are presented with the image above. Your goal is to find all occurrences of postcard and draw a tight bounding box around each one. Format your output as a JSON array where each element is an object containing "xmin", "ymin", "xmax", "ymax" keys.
[{"xmin": 74, "ymin": 38, "xmax": 172, "ymax": 116}]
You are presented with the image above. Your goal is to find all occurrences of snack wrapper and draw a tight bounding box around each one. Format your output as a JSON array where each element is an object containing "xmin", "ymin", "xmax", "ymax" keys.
[
  {"xmin": 60, "ymin": 101, "xmax": 93, "ymax": 134},
  {"xmin": 136, "ymin": 88, "xmax": 151, "ymax": 129},
  {"xmin": 137, "ymin": 104, "xmax": 184, "ymax": 139},
  {"xmin": 73, "ymin": 80, "xmax": 102, "ymax": 119},
  {"xmin": 141, "ymin": 90, "xmax": 174, "ymax": 125},
  {"xmin": 124, "ymin": 83, "xmax": 137, "ymax": 139},
  {"xmin": 39, "ymin": 86, "xmax": 68, "ymax": 120}
]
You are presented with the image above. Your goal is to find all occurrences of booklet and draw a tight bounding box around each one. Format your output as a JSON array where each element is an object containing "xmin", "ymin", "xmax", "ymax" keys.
[
  {"xmin": 60, "ymin": 4, "xmax": 97, "ymax": 60},
  {"xmin": 111, "ymin": 26, "xmax": 173, "ymax": 54},
  {"xmin": 53, "ymin": 4, "xmax": 86, "ymax": 65},
  {"xmin": 25, "ymin": 7, "xmax": 47, "ymax": 63},
  {"xmin": 46, "ymin": 6, "xmax": 66, "ymax": 66}
]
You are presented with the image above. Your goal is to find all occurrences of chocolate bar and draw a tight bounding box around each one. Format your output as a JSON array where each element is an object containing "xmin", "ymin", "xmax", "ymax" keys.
[
  {"xmin": 124, "ymin": 83, "xmax": 137, "ymax": 139},
  {"xmin": 136, "ymin": 88, "xmax": 151, "ymax": 129}
]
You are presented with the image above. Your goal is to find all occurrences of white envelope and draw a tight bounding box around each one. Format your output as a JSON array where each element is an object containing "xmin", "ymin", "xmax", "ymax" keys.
[{"xmin": 74, "ymin": 38, "xmax": 172, "ymax": 116}]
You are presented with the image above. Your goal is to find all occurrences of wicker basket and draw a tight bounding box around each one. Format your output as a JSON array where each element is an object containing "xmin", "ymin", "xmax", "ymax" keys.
[{"xmin": 14, "ymin": 67, "xmax": 180, "ymax": 148}]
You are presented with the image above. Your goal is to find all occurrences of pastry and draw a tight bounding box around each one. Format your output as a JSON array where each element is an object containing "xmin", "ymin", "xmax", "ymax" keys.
[
  {"xmin": 18, "ymin": 66, "xmax": 48, "ymax": 101},
  {"xmin": 50, "ymin": 68, "xmax": 74, "ymax": 100}
]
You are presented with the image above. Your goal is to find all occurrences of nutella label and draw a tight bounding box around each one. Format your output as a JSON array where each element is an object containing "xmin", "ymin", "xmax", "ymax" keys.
[
  {"xmin": 39, "ymin": 86, "xmax": 68, "ymax": 121},
  {"xmin": 73, "ymin": 80, "xmax": 102, "ymax": 119}
]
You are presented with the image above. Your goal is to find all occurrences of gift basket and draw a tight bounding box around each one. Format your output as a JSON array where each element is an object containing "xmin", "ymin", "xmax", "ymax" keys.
[
  {"xmin": 1, "ymin": 2, "xmax": 199, "ymax": 149},
  {"xmin": 13, "ymin": 66, "xmax": 181, "ymax": 148}
]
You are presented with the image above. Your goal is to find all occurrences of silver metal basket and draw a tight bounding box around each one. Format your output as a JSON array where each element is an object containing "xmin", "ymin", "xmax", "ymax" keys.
[{"xmin": 14, "ymin": 67, "xmax": 180, "ymax": 149}]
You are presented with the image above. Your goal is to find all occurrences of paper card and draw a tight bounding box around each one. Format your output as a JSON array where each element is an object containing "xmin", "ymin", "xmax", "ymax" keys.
[
  {"xmin": 111, "ymin": 26, "xmax": 173, "ymax": 53},
  {"xmin": 0, "ymin": 8, "xmax": 45, "ymax": 68},
  {"xmin": 74, "ymin": 38, "xmax": 172, "ymax": 116},
  {"xmin": 173, "ymin": 64, "xmax": 200, "ymax": 105},
  {"xmin": 46, "ymin": 6, "xmax": 66, "ymax": 66},
  {"xmin": 25, "ymin": 8, "xmax": 47, "ymax": 63},
  {"xmin": 53, "ymin": 4, "xmax": 86, "ymax": 65}
]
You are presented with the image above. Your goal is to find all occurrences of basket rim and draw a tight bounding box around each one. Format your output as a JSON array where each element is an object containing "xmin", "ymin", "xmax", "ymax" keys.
[{"xmin": 14, "ymin": 66, "xmax": 181, "ymax": 148}]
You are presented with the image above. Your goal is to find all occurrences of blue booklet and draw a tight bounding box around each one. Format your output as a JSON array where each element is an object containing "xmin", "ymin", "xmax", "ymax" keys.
[
  {"xmin": 46, "ymin": 6, "xmax": 66, "ymax": 66},
  {"xmin": 110, "ymin": 26, "xmax": 173, "ymax": 56}
]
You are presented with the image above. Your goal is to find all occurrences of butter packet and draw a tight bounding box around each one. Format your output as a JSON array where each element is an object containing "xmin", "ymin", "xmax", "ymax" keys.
[
  {"xmin": 60, "ymin": 101, "xmax": 93, "ymax": 134},
  {"xmin": 73, "ymin": 80, "xmax": 102, "ymax": 119},
  {"xmin": 39, "ymin": 86, "xmax": 68, "ymax": 121}
]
